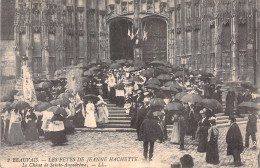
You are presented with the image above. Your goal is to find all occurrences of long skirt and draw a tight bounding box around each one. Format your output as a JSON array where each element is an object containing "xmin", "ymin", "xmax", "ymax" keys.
[
  {"xmin": 197, "ymin": 127, "xmax": 208, "ymax": 153},
  {"xmin": 36, "ymin": 116, "xmax": 44, "ymax": 136},
  {"xmin": 3, "ymin": 120, "xmax": 10, "ymax": 141},
  {"xmin": 73, "ymin": 111, "xmax": 85, "ymax": 128},
  {"xmin": 8, "ymin": 123, "xmax": 25, "ymax": 145},
  {"xmin": 84, "ymin": 112, "xmax": 97, "ymax": 128},
  {"xmin": 24, "ymin": 120, "xmax": 39, "ymax": 141},
  {"xmin": 206, "ymin": 142, "xmax": 220, "ymax": 164},
  {"xmin": 170, "ymin": 122, "xmax": 180, "ymax": 144},
  {"xmin": 64, "ymin": 118, "xmax": 75, "ymax": 134},
  {"xmin": 49, "ymin": 130, "xmax": 67, "ymax": 145}
]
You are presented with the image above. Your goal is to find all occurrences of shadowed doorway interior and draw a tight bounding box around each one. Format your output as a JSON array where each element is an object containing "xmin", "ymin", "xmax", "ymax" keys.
[{"xmin": 109, "ymin": 19, "xmax": 134, "ymax": 61}]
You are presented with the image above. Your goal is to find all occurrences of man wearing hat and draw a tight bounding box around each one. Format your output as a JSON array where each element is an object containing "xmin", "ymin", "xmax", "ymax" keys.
[{"xmin": 226, "ymin": 116, "xmax": 244, "ymax": 167}]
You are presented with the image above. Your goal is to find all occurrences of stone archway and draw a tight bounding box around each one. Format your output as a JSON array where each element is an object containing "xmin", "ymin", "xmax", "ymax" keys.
[
  {"xmin": 109, "ymin": 19, "xmax": 135, "ymax": 61},
  {"xmin": 141, "ymin": 17, "xmax": 167, "ymax": 62}
]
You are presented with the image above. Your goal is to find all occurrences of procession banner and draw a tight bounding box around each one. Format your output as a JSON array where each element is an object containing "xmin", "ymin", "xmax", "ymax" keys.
[{"xmin": 22, "ymin": 65, "xmax": 38, "ymax": 106}]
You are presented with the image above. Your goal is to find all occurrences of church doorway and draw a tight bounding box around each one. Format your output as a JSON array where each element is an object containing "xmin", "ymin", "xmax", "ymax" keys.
[
  {"xmin": 142, "ymin": 17, "xmax": 167, "ymax": 62},
  {"xmin": 109, "ymin": 19, "xmax": 135, "ymax": 61}
]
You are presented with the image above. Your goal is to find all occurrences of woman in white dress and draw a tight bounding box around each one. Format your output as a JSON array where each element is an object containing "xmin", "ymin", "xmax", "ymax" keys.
[
  {"xmin": 96, "ymin": 95, "xmax": 109, "ymax": 124},
  {"xmin": 84, "ymin": 100, "xmax": 97, "ymax": 128},
  {"xmin": 170, "ymin": 113, "xmax": 180, "ymax": 144}
]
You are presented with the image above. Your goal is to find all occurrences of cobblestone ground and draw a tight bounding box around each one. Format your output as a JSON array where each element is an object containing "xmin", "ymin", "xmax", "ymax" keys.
[{"xmin": 1, "ymin": 124, "xmax": 259, "ymax": 168}]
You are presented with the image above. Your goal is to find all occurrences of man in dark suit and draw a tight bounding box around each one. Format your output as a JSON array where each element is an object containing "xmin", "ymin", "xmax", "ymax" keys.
[
  {"xmin": 245, "ymin": 110, "xmax": 257, "ymax": 149},
  {"xmin": 226, "ymin": 116, "xmax": 244, "ymax": 167},
  {"xmin": 139, "ymin": 112, "xmax": 163, "ymax": 161},
  {"xmin": 179, "ymin": 113, "xmax": 187, "ymax": 150},
  {"xmin": 135, "ymin": 100, "xmax": 150, "ymax": 140}
]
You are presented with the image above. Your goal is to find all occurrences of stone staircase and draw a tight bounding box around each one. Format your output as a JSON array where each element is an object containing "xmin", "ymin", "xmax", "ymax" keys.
[{"xmin": 75, "ymin": 98, "xmax": 248, "ymax": 132}]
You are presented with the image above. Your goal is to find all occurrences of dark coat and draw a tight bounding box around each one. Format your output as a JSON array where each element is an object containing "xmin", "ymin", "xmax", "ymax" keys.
[
  {"xmin": 139, "ymin": 118, "xmax": 163, "ymax": 142},
  {"xmin": 197, "ymin": 117, "xmax": 210, "ymax": 153},
  {"xmin": 136, "ymin": 106, "xmax": 149, "ymax": 130},
  {"xmin": 246, "ymin": 114, "xmax": 257, "ymax": 133},
  {"xmin": 179, "ymin": 115, "xmax": 187, "ymax": 135},
  {"xmin": 226, "ymin": 123, "xmax": 243, "ymax": 155}
]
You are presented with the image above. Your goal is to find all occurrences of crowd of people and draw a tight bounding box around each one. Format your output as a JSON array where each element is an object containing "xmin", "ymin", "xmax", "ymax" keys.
[{"xmin": 0, "ymin": 59, "xmax": 258, "ymax": 167}]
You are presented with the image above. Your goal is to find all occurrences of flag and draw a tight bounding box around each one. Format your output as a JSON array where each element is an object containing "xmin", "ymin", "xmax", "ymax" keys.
[
  {"xmin": 22, "ymin": 65, "xmax": 38, "ymax": 106},
  {"xmin": 130, "ymin": 25, "xmax": 134, "ymax": 40},
  {"xmin": 128, "ymin": 28, "xmax": 131, "ymax": 38}
]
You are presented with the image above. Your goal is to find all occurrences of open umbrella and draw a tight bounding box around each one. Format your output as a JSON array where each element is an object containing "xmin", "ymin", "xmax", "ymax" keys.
[
  {"xmin": 133, "ymin": 60, "xmax": 146, "ymax": 67},
  {"xmin": 128, "ymin": 76, "xmax": 144, "ymax": 83},
  {"xmin": 50, "ymin": 98, "xmax": 70, "ymax": 106},
  {"xmin": 181, "ymin": 94, "xmax": 202, "ymax": 103},
  {"xmin": 145, "ymin": 84, "xmax": 161, "ymax": 90},
  {"xmin": 175, "ymin": 92, "xmax": 187, "ymax": 100},
  {"xmin": 83, "ymin": 94, "xmax": 100, "ymax": 103},
  {"xmin": 149, "ymin": 98, "xmax": 165, "ymax": 107},
  {"xmin": 0, "ymin": 102, "xmax": 12, "ymax": 111},
  {"xmin": 157, "ymin": 74, "xmax": 171, "ymax": 81},
  {"xmin": 145, "ymin": 78, "xmax": 161, "ymax": 86},
  {"xmin": 38, "ymin": 81, "xmax": 53, "ymax": 89},
  {"xmin": 110, "ymin": 63, "xmax": 122, "ymax": 69},
  {"xmin": 127, "ymin": 66, "xmax": 140, "ymax": 72},
  {"xmin": 161, "ymin": 86, "xmax": 179, "ymax": 94},
  {"xmin": 153, "ymin": 111, "xmax": 165, "ymax": 117},
  {"xmin": 156, "ymin": 66, "xmax": 172, "ymax": 74},
  {"xmin": 147, "ymin": 68, "xmax": 161, "ymax": 77},
  {"xmin": 238, "ymin": 101, "xmax": 260, "ymax": 110},
  {"xmin": 174, "ymin": 70, "xmax": 188, "ymax": 77},
  {"xmin": 35, "ymin": 102, "xmax": 52, "ymax": 112},
  {"xmin": 164, "ymin": 102, "xmax": 183, "ymax": 111},
  {"xmin": 11, "ymin": 101, "xmax": 30, "ymax": 111},
  {"xmin": 83, "ymin": 70, "xmax": 95, "ymax": 76},
  {"xmin": 140, "ymin": 70, "xmax": 153, "ymax": 78},
  {"xmin": 164, "ymin": 81, "xmax": 182, "ymax": 90},
  {"xmin": 149, "ymin": 60, "xmax": 166, "ymax": 67},
  {"xmin": 58, "ymin": 93, "xmax": 73, "ymax": 99},
  {"xmin": 47, "ymin": 106, "xmax": 67, "ymax": 116},
  {"xmin": 201, "ymin": 99, "xmax": 223, "ymax": 113}
]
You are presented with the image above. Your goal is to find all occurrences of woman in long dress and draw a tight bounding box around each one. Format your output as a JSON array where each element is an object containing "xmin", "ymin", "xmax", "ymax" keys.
[
  {"xmin": 170, "ymin": 113, "xmax": 180, "ymax": 144},
  {"xmin": 84, "ymin": 100, "xmax": 97, "ymax": 128},
  {"xmin": 49, "ymin": 114, "xmax": 67, "ymax": 146},
  {"xmin": 96, "ymin": 95, "xmax": 109, "ymax": 124},
  {"xmin": 2, "ymin": 109, "xmax": 11, "ymax": 141},
  {"xmin": 197, "ymin": 108, "xmax": 211, "ymax": 153},
  {"xmin": 206, "ymin": 117, "xmax": 220, "ymax": 165},
  {"xmin": 24, "ymin": 110, "xmax": 39, "ymax": 141},
  {"xmin": 8, "ymin": 109, "xmax": 25, "ymax": 145}
]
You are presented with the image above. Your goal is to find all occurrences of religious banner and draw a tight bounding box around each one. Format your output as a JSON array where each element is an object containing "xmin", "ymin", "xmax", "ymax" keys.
[
  {"xmin": 22, "ymin": 65, "xmax": 38, "ymax": 106},
  {"xmin": 65, "ymin": 66, "xmax": 83, "ymax": 93}
]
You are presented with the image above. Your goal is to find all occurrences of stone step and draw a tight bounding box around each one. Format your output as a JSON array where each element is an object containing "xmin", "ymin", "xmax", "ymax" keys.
[
  {"xmin": 108, "ymin": 120, "xmax": 131, "ymax": 124},
  {"xmin": 108, "ymin": 117, "xmax": 131, "ymax": 120},
  {"xmin": 109, "ymin": 114, "xmax": 129, "ymax": 117},
  {"xmin": 107, "ymin": 107, "xmax": 126, "ymax": 110},
  {"xmin": 216, "ymin": 115, "xmax": 230, "ymax": 120},
  {"xmin": 102, "ymin": 124, "xmax": 130, "ymax": 128},
  {"xmin": 75, "ymin": 127, "xmax": 136, "ymax": 132},
  {"xmin": 108, "ymin": 110, "xmax": 126, "ymax": 114},
  {"xmin": 106, "ymin": 104, "xmax": 117, "ymax": 107}
]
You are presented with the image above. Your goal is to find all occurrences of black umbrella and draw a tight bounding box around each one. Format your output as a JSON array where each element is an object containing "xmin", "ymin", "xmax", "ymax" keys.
[
  {"xmin": 47, "ymin": 106, "xmax": 67, "ymax": 116},
  {"xmin": 140, "ymin": 70, "xmax": 153, "ymax": 78},
  {"xmin": 149, "ymin": 98, "xmax": 165, "ymax": 107},
  {"xmin": 145, "ymin": 78, "xmax": 161, "ymax": 86},
  {"xmin": 145, "ymin": 84, "xmax": 161, "ymax": 90},
  {"xmin": 201, "ymin": 99, "xmax": 223, "ymax": 113},
  {"xmin": 238, "ymin": 101, "xmax": 260, "ymax": 110},
  {"xmin": 149, "ymin": 60, "xmax": 166, "ymax": 67},
  {"xmin": 0, "ymin": 102, "xmax": 12, "ymax": 111},
  {"xmin": 11, "ymin": 101, "xmax": 31, "ymax": 111},
  {"xmin": 83, "ymin": 94, "xmax": 100, "ymax": 103},
  {"xmin": 164, "ymin": 102, "xmax": 183, "ymax": 111},
  {"xmin": 157, "ymin": 74, "xmax": 171, "ymax": 81},
  {"xmin": 35, "ymin": 102, "xmax": 52, "ymax": 112},
  {"xmin": 50, "ymin": 98, "xmax": 70, "ymax": 106},
  {"xmin": 164, "ymin": 81, "xmax": 182, "ymax": 91}
]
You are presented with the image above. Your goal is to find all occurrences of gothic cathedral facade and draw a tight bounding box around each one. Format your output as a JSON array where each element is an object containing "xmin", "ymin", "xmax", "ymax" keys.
[{"xmin": 3, "ymin": 0, "xmax": 259, "ymax": 84}]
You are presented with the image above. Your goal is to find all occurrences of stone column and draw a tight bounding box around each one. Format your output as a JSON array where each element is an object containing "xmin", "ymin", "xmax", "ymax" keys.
[
  {"xmin": 133, "ymin": 0, "xmax": 142, "ymax": 60},
  {"xmin": 41, "ymin": 0, "xmax": 50, "ymax": 79},
  {"xmin": 214, "ymin": 0, "xmax": 222, "ymax": 78},
  {"xmin": 231, "ymin": 0, "xmax": 238, "ymax": 81},
  {"xmin": 25, "ymin": 0, "xmax": 33, "ymax": 72},
  {"xmin": 14, "ymin": 0, "xmax": 21, "ymax": 78}
]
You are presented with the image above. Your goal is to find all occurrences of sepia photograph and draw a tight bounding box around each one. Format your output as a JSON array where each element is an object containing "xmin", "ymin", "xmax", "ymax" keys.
[{"xmin": 0, "ymin": 0, "xmax": 260, "ymax": 168}]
